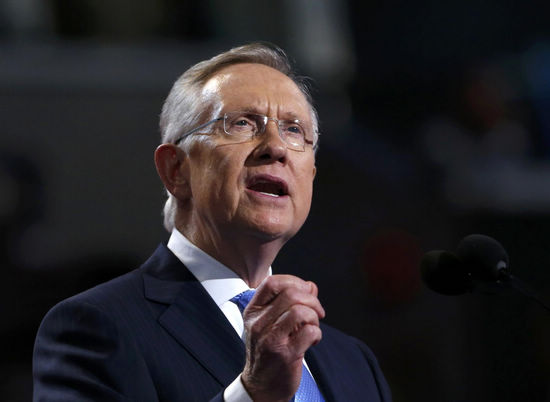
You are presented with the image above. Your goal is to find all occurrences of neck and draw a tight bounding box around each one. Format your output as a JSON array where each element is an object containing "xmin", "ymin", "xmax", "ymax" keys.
[
  {"xmin": 225, "ymin": 240, "xmax": 280, "ymax": 287},
  {"xmin": 176, "ymin": 222, "xmax": 285, "ymax": 288}
]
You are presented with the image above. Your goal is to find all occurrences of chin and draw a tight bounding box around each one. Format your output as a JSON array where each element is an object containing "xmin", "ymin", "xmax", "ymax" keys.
[
  {"xmin": 236, "ymin": 208, "xmax": 307, "ymax": 242},
  {"xmin": 251, "ymin": 221, "xmax": 303, "ymax": 244}
]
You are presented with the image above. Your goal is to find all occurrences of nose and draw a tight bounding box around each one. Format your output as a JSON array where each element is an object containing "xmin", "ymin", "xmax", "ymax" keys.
[{"xmin": 252, "ymin": 119, "xmax": 288, "ymax": 163}]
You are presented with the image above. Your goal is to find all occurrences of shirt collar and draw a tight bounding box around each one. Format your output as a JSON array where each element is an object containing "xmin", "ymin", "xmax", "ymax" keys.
[{"xmin": 167, "ymin": 229, "xmax": 271, "ymax": 307}]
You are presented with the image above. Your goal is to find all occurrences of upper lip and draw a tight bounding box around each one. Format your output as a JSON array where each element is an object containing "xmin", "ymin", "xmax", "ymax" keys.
[{"xmin": 246, "ymin": 174, "xmax": 289, "ymax": 196}]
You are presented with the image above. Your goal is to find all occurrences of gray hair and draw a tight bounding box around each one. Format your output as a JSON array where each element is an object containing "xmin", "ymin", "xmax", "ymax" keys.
[{"xmin": 159, "ymin": 42, "xmax": 319, "ymax": 232}]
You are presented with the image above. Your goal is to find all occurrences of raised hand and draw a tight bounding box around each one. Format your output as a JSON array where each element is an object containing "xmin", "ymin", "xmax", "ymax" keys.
[{"xmin": 240, "ymin": 275, "xmax": 325, "ymax": 402}]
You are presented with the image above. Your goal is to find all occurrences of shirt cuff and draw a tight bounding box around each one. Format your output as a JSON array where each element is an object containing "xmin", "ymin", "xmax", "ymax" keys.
[{"xmin": 223, "ymin": 374, "xmax": 253, "ymax": 402}]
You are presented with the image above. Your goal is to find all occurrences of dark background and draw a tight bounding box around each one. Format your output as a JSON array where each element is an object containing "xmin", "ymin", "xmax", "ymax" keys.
[{"xmin": 1, "ymin": 1, "xmax": 550, "ymax": 400}]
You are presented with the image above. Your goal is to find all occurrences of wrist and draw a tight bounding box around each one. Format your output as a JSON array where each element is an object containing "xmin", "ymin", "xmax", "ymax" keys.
[{"xmin": 241, "ymin": 373, "xmax": 292, "ymax": 402}]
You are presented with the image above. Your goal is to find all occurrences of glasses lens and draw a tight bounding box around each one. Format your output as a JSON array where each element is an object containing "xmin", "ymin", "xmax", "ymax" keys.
[
  {"xmin": 224, "ymin": 112, "xmax": 261, "ymax": 139},
  {"xmin": 279, "ymin": 120, "xmax": 306, "ymax": 149},
  {"xmin": 223, "ymin": 111, "xmax": 312, "ymax": 151}
]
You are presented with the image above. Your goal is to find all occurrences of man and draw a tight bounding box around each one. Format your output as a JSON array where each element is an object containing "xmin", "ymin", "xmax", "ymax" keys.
[{"xmin": 33, "ymin": 43, "xmax": 391, "ymax": 402}]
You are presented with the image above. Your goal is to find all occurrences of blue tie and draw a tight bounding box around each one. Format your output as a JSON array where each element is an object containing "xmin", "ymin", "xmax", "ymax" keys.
[{"xmin": 231, "ymin": 290, "xmax": 325, "ymax": 402}]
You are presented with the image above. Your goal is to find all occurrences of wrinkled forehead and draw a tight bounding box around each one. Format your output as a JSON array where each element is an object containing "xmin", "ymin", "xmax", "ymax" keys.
[{"xmin": 201, "ymin": 63, "xmax": 312, "ymax": 123}]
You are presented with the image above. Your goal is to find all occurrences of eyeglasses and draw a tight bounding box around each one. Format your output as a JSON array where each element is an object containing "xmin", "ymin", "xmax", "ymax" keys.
[{"xmin": 174, "ymin": 111, "xmax": 317, "ymax": 152}]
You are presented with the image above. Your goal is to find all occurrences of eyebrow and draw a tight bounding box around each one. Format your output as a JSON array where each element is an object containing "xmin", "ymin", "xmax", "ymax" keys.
[
  {"xmin": 238, "ymin": 107, "xmax": 262, "ymax": 115},
  {"xmin": 283, "ymin": 111, "xmax": 304, "ymax": 121},
  {"xmin": 232, "ymin": 108, "xmax": 306, "ymax": 122}
]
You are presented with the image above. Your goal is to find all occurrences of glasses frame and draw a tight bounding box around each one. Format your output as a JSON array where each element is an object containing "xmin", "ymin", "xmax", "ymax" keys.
[{"xmin": 174, "ymin": 111, "xmax": 317, "ymax": 151}]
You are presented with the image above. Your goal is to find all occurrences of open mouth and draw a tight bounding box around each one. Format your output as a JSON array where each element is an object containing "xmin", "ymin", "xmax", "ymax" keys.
[{"xmin": 247, "ymin": 176, "xmax": 289, "ymax": 197}]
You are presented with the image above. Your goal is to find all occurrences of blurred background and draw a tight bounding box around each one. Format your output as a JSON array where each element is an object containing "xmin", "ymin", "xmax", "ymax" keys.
[{"xmin": 1, "ymin": 0, "xmax": 550, "ymax": 400}]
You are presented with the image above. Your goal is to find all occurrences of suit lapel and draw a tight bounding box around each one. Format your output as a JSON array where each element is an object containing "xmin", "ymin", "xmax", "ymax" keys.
[
  {"xmin": 306, "ymin": 346, "xmax": 339, "ymax": 402},
  {"xmin": 143, "ymin": 244, "xmax": 246, "ymax": 386},
  {"xmin": 305, "ymin": 323, "xmax": 352, "ymax": 402}
]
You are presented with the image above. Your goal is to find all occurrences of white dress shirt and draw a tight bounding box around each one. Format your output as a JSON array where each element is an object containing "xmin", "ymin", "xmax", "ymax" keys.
[{"xmin": 167, "ymin": 229, "xmax": 262, "ymax": 402}]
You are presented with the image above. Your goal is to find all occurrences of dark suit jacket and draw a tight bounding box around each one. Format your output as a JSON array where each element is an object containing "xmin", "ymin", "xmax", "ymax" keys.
[{"xmin": 33, "ymin": 244, "xmax": 392, "ymax": 401}]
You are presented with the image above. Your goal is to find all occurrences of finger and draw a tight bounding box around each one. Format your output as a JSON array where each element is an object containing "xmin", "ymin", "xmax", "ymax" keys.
[
  {"xmin": 290, "ymin": 323, "xmax": 323, "ymax": 354},
  {"xmin": 252, "ymin": 275, "xmax": 314, "ymax": 306},
  {"xmin": 245, "ymin": 286, "xmax": 324, "ymax": 332},
  {"xmin": 306, "ymin": 281, "xmax": 318, "ymax": 297},
  {"xmin": 250, "ymin": 305, "xmax": 322, "ymax": 362},
  {"xmin": 266, "ymin": 315, "xmax": 322, "ymax": 358},
  {"xmin": 272, "ymin": 304, "xmax": 320, "ymax": 333},
  {"xmin": 249, "ymin": 276, "xmax": 325, "ymax": 319}
]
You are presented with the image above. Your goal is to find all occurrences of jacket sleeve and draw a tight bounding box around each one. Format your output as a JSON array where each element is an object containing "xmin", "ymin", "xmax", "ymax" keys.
[{"xmin": 33, "ymin": 299, "xmax": 158, "ymax": 402}]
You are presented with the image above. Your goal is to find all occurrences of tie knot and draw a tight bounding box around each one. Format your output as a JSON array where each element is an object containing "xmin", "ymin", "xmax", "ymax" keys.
[{"xmin": 230, "ymin": 289, "xmax": 256, "ymax": 313}]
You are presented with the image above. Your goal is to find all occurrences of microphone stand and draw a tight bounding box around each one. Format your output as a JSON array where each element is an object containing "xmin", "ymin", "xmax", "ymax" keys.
[{"xmin": 499, "ymin": 273, "xmax": 550, "ymax": 313}]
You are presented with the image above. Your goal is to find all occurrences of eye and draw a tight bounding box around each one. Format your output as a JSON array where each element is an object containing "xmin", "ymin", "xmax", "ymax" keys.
[
  {"xmin": 283, "ymin": 122, "xmax": 305, "ymax": 137},
  {"xmin": 234, "ymin": 118, "xmax": 251, "ymax": 127},
  {"xmin": 227, "ymin": 114, "xmax": 258, "ymax": 133}
]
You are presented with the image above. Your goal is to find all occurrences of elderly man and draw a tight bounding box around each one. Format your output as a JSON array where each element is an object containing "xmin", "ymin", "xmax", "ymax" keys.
[{"xmin": 33, "ymin": 43, "xmax": 391, "ymax": 402}]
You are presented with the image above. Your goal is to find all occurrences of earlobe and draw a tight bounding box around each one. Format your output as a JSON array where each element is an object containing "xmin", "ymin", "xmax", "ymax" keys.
[{"xmin": 154, "ymin": 144, "xmax": 190, "ymax": 200}]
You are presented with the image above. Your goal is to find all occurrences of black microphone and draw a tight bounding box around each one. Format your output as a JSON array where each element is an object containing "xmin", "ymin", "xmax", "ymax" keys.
[
  {"xmin": 421, "ymin": 234, "xmax": 550, "ymax": 312},
  {"xmin": 455, "ymin": 234, "xmax": 510, "ymax": 281},
  {"xmin": 420, "ymin": 250, "xmax": 472, "ymax": 295},
  {"xmin": 420, "ymin": 234, "xmax": 508, "ymax": 295}
]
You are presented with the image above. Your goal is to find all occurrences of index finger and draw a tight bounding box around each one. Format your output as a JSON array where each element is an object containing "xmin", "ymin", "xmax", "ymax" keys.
[{"xmin": 252, "ymin": 275, "xmax": 318, "ymax": 307}]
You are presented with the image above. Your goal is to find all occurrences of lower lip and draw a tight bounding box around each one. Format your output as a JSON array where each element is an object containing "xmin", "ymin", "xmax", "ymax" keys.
[{"xmin": 245, "ymin": 188, "xmax": 289, "ymax": 203}]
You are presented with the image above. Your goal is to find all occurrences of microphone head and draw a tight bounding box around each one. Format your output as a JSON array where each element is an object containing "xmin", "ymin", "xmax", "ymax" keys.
[
  {"xmin": 456, "ymin": 234, "xmax": 510, "ymax": 281},
  {"xmin": 420, "ymin": 250, "xmax": 472, "ymax": 295}
]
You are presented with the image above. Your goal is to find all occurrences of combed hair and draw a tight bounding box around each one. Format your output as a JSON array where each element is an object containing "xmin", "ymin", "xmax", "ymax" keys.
[{"xmin": 159, "ymin": 42, "xmax": 319, "ymax": 232}]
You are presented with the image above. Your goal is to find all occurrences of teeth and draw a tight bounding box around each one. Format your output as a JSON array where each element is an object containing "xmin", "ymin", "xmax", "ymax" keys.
[{"xmin": 259, "ymin": 192, "xmax": 280, "ymax": 197}]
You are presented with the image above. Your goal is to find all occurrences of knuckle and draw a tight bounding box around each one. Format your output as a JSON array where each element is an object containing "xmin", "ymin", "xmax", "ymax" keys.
[
  {"xmin": 302, "ymin": 324, "xmax": 322, "ymax": 340},
  {"xmin": 287, "ymin": 304, "xmax": 305, "ymax": 320},
  {"xmin": 288, "ymin": 304, "xmax": 317, "ymax": 324},
  {"xmin": 307, "ymin": 281, "xmax": 318, "ymax": 295},
  {"xmin": 245, "ymin": 320, "xmax": 263, "ymax": 339},
  {"xmin": 262, "ymin": 276, "xmax": 280, "ymax": 292},
  {"xmin": 264, "ymin": 275, "xmax": 278, "ymax": 285},
  {"xmin": 282, "ymin": 287, "xmax": 302, "ymax": 304}
]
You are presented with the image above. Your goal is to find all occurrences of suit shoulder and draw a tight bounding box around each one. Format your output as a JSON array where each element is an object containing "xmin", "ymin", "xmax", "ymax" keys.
[
  {"xmin": 39, "ymin": 265, "xmax": 146, "ymax": 330},
  {"xmin": 316, "ymin": 323, "xmax": 392, "ymax": 401},
  {"xmin": 320, "ymin": 322, "xmax": 378, "ymax": 358},
  {"xmin": 40, "ymin": 244, "xmax": 181, "ymax": 325},
  {"xmin": 64, "ymin": 267, "xmax": 142, "ymax": 308}
]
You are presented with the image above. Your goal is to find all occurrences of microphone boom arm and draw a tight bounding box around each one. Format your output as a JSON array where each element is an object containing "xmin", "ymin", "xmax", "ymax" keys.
[{"xmin": 502, "ymin": 274, "xmax": 550, "ymax": 313}]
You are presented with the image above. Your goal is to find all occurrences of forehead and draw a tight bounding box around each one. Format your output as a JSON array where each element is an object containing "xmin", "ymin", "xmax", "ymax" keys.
[{"xmin": 203, "ymin": 63, "xmax": 311, "ymax": 120}]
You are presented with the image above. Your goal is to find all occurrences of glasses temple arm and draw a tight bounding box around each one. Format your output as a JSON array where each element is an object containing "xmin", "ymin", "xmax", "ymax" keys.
[{"xmin": 174, "ymin": 117, "xmax": 224, "ymax": 145}]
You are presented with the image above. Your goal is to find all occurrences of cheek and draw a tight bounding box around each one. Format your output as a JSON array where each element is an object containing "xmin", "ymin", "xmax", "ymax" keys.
[
  {"xmin": 294, "ymin": 169, "xmax": 315, "ymax": 211},
  {"xmin": 300, "ymin": 184, "xmax": 314, "ymax": 214},
  {"xmin": 193, "ymin": 149, "xmax": 245, "ymax": 204},
  {"xmin": 296, "ymin": 162, "xmax": 316, "ymax": 192}
]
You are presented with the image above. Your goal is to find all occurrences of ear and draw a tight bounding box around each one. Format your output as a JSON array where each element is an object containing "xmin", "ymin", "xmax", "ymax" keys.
[
  {"xmin": 312, "ymin": 165, "xmax": 317, "ymax": 180},
  {"xmin": 154, "ymin": 144, "xmax": 191, "ymax": 201}
]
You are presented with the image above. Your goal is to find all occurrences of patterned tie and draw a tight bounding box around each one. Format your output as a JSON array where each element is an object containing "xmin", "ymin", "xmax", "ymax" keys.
[{"xmin": 231, "ymin": 290, "xmax": 325, "ymax": 402}]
